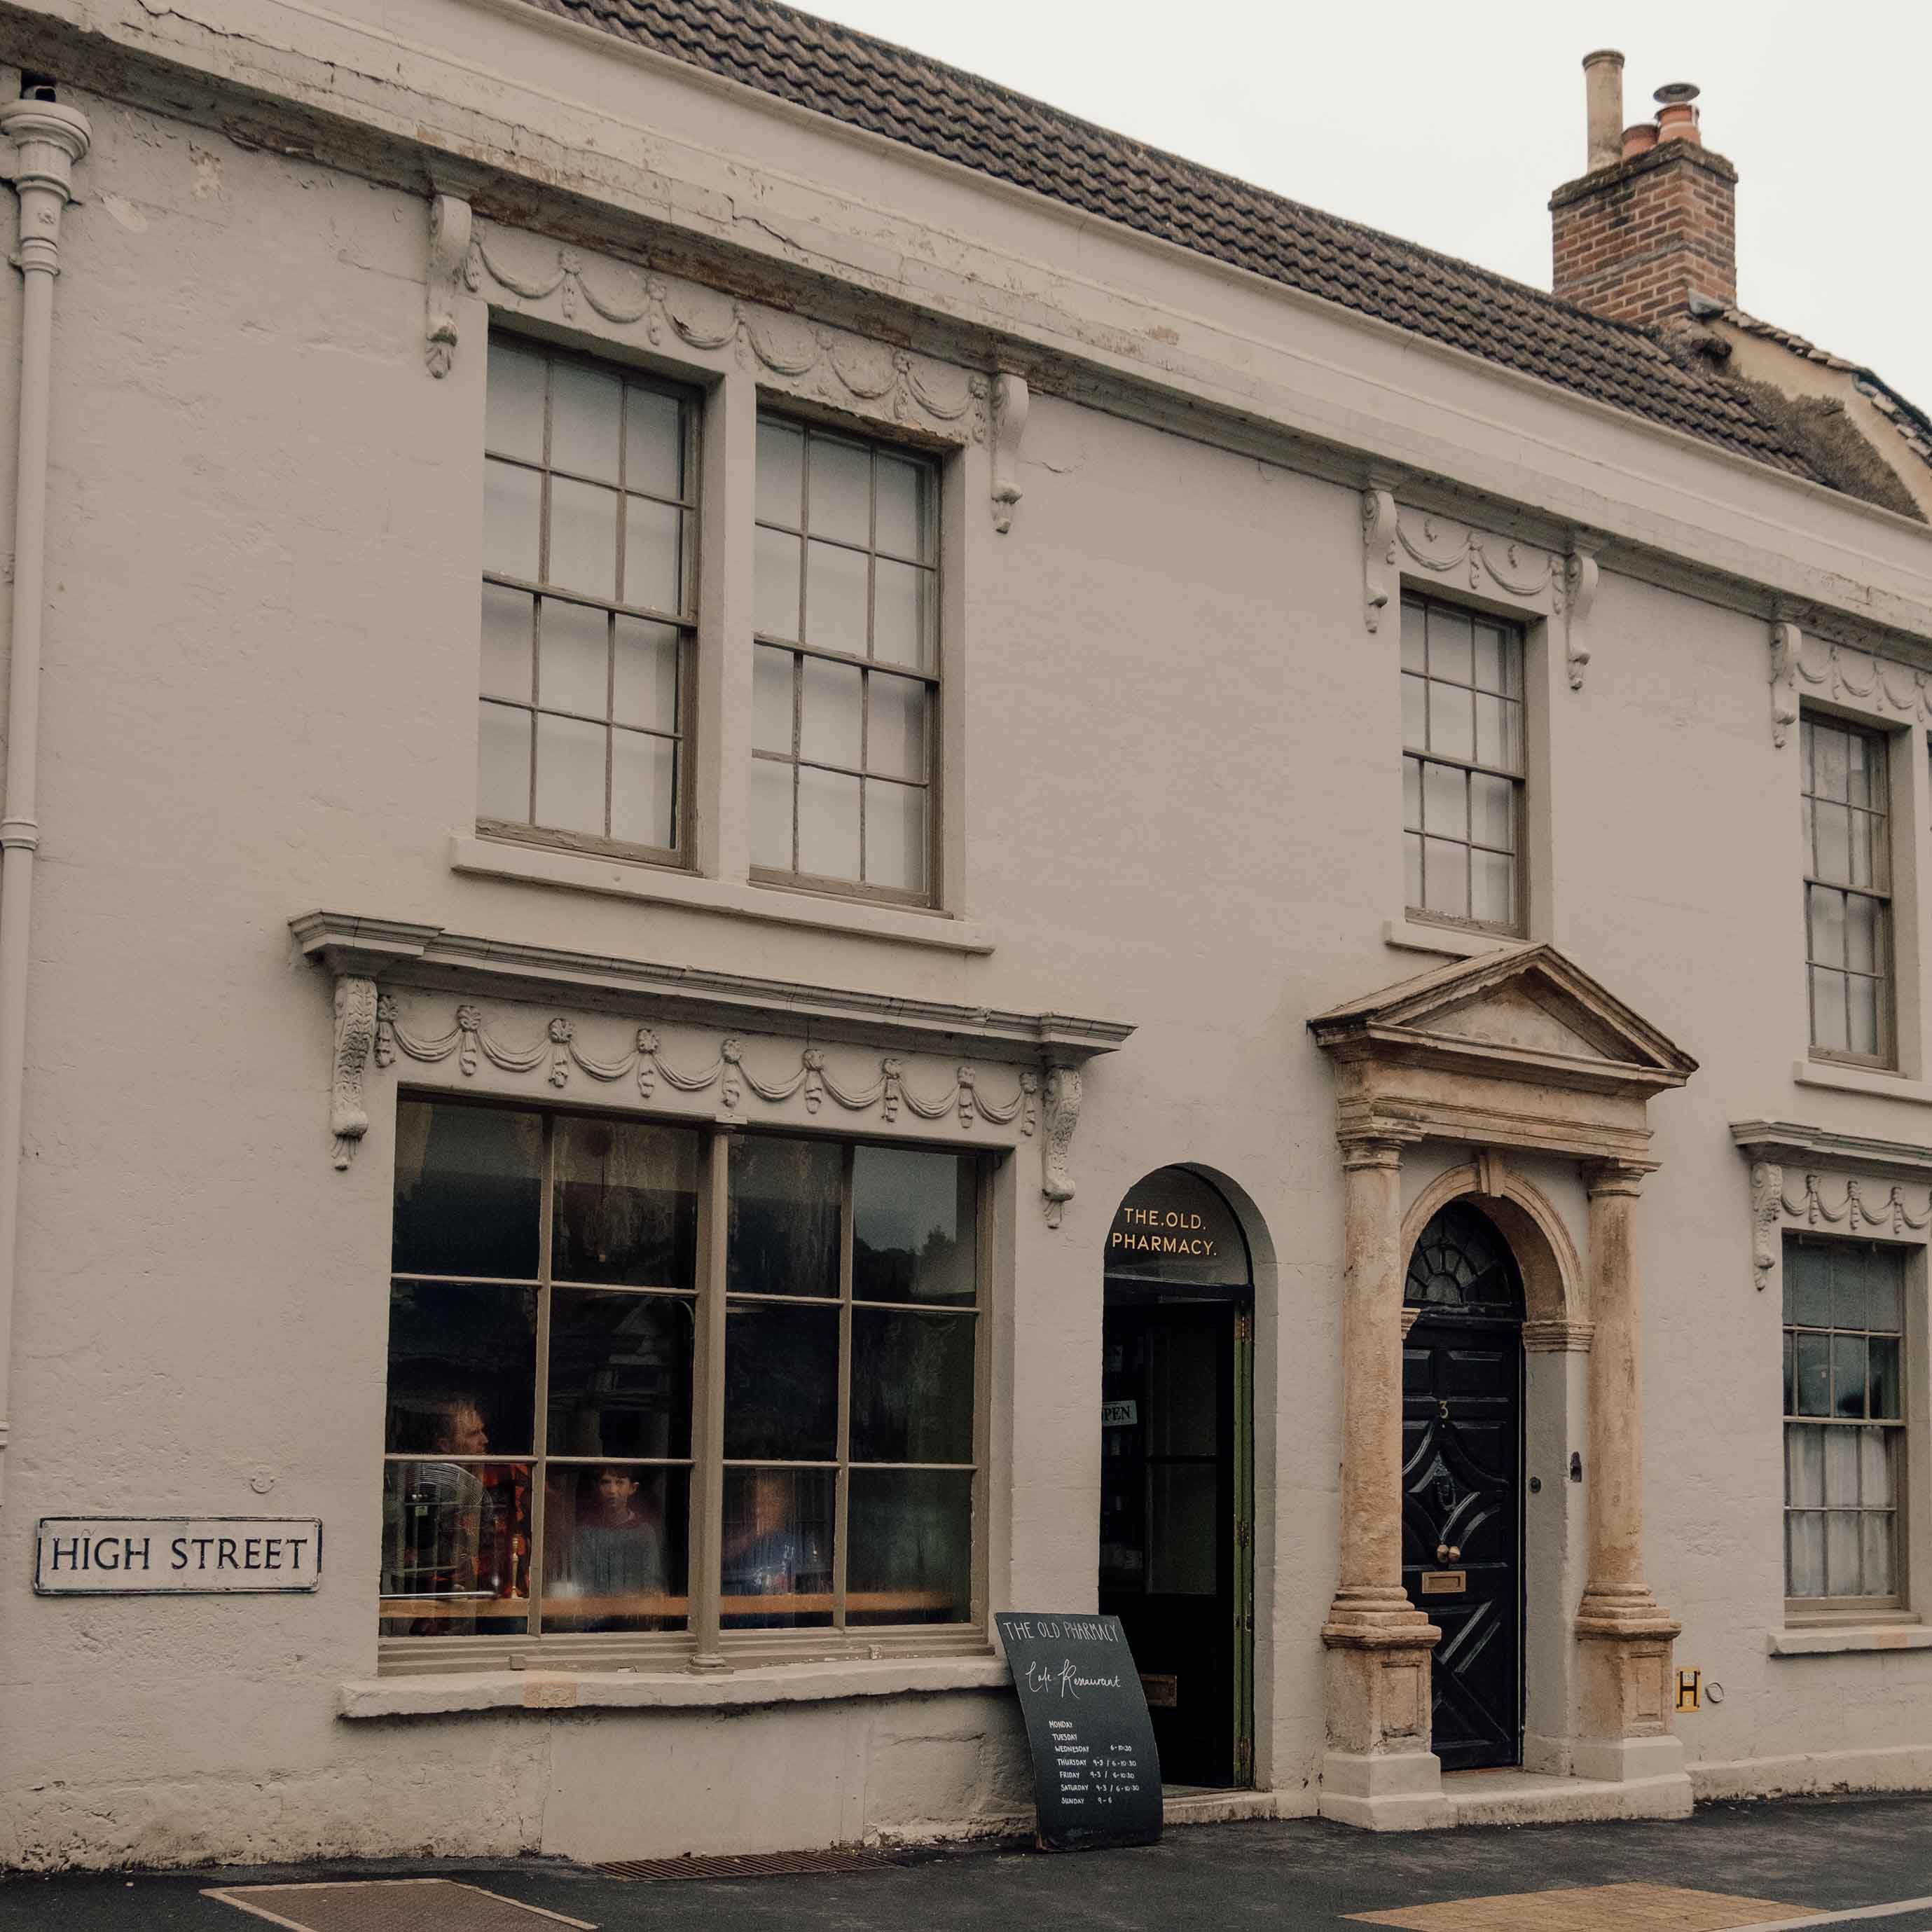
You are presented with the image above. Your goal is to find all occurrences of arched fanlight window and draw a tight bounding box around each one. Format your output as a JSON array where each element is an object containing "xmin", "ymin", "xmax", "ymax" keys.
[
  {"xmin": 1104, "ymin": 1167, "xmax": 1250, "ymax": 1288},
  {"xmin": 1404, "ymin": 1201, "xmax": 1524, "ymax": 1315}
]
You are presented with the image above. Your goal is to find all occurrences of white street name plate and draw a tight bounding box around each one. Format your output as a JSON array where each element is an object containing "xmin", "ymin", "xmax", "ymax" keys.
[{"xmin": 34, "ymin": 1517, "xmax": 322, "ymax": 1594}]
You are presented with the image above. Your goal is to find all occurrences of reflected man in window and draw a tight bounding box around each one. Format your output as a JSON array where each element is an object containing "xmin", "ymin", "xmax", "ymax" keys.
[{"xmin": 386, "ymin": 1395, "xmax": 490, "ymax": 1610}]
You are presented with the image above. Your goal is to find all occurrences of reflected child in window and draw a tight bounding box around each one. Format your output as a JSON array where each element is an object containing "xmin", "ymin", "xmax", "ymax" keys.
[
  {"xmin": 722, "ymin": 1468, "xmax": 829, "ymax": 1628},
  {"xmin": 548, "ymin": 1465, "xmax": 667, "ymax": 1629}
]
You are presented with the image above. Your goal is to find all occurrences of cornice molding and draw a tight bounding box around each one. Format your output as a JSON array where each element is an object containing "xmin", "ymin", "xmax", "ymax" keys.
[
  {"xmin": 1733, "ymin": 1120, "xmax": 1932, "ymax": 1292},
  {"xmin": 1731, "ymin": 1119, "xmax": 1932, "ymax": 1183},
  {"xmin": 289, "ymin": 912, "xmax": 1131, "ymax": 1223}
]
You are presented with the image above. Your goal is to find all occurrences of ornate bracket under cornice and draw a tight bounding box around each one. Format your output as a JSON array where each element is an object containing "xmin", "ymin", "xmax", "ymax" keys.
[
  {"xmin": 1360, "ymin": 483, "xmax": 1398, "ymax": 633},
  {"xmin": 1769, "ymin": 618, "xmax": 1801, "ymax": 748},
  {"xmin": 290, "ymin": 913, "xmax": 1131, "ymax": 1224},
  {"xmin": 1733, "ymin": 1119, "xmax": 1932, "ymax": 1292},
  {"xmin": 425, "ymin": 192, "xmax": 474, "ymax": 378},
  {"xmin": 467, "ymin": 220, "xmax": 990, "ymax": 446},
  {"xmin": 1765, "ymin": 616, "xmax": 1932, "ymax": 746},
  {"xmin": 1564, "ymin": 537, "xmax": 1600, "ymax": 691},
  {"xmin": 990, "ymin": 373, "xmax": 1028, "ymax": 534},
  {"xmin": 422, "ymin": 162, "xmax": 488, "ymax": 379}
]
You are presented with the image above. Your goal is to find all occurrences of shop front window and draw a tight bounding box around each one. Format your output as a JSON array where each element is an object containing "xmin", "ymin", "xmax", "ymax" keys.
[{"xmin": 382, "ymin": 1100, "xmax": 981, "ymax": 1661}]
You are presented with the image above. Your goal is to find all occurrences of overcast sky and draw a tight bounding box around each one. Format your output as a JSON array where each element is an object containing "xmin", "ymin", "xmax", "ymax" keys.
[{"xmin": 799, "ymin": 0, "xmax": 1932, "ymax": 410}]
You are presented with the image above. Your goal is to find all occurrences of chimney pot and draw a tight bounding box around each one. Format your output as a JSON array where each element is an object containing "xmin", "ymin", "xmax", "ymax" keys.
[
  {"xmin": 1653, "ymin": 81, "xmax": 1702, "ymax": 144},
  {"xmin": 1621, "ymin": 122, "xmax": 1659, "ymax": 160},
  {"xmin": 1582, "ymin": 49, "xmax": 1625, "ymax": 172}
]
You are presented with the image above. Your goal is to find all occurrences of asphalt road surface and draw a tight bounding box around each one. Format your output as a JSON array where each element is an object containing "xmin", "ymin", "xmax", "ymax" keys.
[{"xmin": 4, "ymin": 1795, "xmax": 1932, "ymax": 1930}]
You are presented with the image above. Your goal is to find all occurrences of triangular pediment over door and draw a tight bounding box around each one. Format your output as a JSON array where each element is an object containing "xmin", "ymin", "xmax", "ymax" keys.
[{"xmin": 1308, "ymin": 944, "xmax": 1695, "ymax": 1144}]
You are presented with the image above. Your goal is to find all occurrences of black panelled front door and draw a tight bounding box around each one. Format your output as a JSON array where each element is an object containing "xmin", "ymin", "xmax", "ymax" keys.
[{"xmin": 1400, "ymin": 1203, "xmax": 1524, "ymax": 1772}]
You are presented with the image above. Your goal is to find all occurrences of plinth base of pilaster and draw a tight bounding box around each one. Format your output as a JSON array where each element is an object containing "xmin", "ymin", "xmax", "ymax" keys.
[
  {"xmin": 1575, "ymin": 1591, "xmax": 1681, "ymax": 1756},
  {"xmin": 1570, "ymin": 1734, "xmax": 1690, "ymax": 1790},
  {"xmin": 1318, "ymin": 1748, "xmax": 1451, "ymax": 1830},
  {"xmin": 1320, "ymin": 1598, "xmax": 1443, "ymax": 1826}
]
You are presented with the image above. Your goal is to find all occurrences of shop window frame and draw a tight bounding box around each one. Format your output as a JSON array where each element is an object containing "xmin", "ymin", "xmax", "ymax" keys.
[{"xmin": 378, "ymin": 1093, "xmax": 992, "ymax": 1676}]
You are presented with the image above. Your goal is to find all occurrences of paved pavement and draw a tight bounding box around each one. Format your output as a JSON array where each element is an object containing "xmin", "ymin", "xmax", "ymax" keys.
[{"xmin": 4, "ymin": 1795, "xmax": 1932, "ymax": 1930}]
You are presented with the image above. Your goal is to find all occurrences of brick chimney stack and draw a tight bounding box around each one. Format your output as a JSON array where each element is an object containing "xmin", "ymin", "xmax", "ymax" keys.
[{"xmin": 1550, "ymin": 61, "xmax": 1737, "ymax": 328}]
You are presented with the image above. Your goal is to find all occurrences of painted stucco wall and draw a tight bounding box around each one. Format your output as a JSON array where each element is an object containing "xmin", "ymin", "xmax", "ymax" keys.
[{"xmin": 0, "ymin": 0, "xmax": 1924, "ymax": 1865}]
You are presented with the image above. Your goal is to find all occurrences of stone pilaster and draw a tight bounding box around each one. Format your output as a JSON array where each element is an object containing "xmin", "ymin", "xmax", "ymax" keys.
[
  {"xmin": 1320, "ymin": 1134, "xmax": 1449, "ymax": 1830},
  {"xmin": 1573, "ymin": 1161, "xmax": 1686, "ymax": 1788}
]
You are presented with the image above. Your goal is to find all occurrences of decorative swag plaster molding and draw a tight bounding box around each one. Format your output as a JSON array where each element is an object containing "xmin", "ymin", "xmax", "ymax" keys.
[
  {"xmin": 290, "ymin": 912, "xmax": 1131, "ymax": 1225},
  {"xmin": 1360, "ymin": 487, "xmax": 1599, "ymax": 689},
  {"xmin": 1767, "ymin": 616, "xmax": 1932, "ymax": 747},
  {"xmin": 1732, "ymin": 1120, "xmax": 1932, "ymax": 1293},
  {"xmin": 426, "ymin": 204, "xmax": 1030, "ymax": 530}
]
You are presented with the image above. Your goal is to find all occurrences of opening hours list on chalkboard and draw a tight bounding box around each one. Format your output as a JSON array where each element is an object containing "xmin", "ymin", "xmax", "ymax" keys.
[{"xmin": 995, "ymin": 1611, "xmax": 1164, "ymax": 1851}]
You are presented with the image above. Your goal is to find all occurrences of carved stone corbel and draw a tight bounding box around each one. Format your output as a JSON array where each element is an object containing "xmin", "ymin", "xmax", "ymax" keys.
[
  {"xmin": 331, "ymin": 975, "xmax": 379, "ymax": 1169},
  {"xmin": 990, "ymin": 373, "xmax": 1029, "ymax": 533},
  {"xmin": 425, "ymin": 190, "xmax": 476, "ymax": 378},
  {"xmin": 1769, "ymin": 619, "xmax": 1802, "ymax": 748},
  {"xmin": 1361, "ymin": 483, "xmax": 1398, "ymax": 633},
  {"xmin": 1751, "ymin": 1161, "xmax": 1783, "ymax": 1292},
  {"xmin": 1040, "ymin": 1063, "xmax": 1083, "ymax": 1227},
  {"xmin": 1564, "ymin": 539, "xmax": 1600, "ymax": 691}
]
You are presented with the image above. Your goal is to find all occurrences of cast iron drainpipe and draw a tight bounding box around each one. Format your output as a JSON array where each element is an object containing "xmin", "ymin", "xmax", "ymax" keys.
[{"xmin": 0, "ymin": 92, "xmax": 89, "ymax": 1503}]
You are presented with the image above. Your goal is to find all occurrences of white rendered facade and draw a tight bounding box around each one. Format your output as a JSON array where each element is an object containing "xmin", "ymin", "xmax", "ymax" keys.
[{"xmin": 0, "ymin": 0, "xmax": 1925, "ymax": 1866}]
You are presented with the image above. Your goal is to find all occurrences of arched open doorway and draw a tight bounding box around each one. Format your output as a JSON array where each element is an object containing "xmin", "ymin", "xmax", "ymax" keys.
[
  {"xmin": 1402, "ymin": 1199, "xmax": 1525, "ymax": 1771},
  {"xmin": 1098, "ymin": 1166, "xmax": 1255, "ymax": 1790}
]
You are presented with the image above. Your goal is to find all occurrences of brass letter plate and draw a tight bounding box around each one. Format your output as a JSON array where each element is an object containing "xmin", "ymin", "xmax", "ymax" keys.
[
  {"xmin": 1420, "ymin": 1570, "xmax": 1467, "ymax": 1596},
  {"xmin": 1140, "ymin": 1672, "xmax": 1178, "ymax": 1708}
]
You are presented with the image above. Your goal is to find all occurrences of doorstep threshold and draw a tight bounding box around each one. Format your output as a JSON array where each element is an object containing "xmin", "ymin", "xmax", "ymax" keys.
[
  {"xmin": 1441, "ymin": 1767, "xmax": 1692, "ymax": 1827},
  {"xmin": 1163, "ymin": 1786, "xmax": 1280, "ymax": 1826}
]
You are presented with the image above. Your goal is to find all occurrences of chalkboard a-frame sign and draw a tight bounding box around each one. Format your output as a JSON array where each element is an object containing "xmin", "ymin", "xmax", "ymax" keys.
[{"xmin": 995, "ymin": 1611, "xmax": 1163, "ymax": 1850}]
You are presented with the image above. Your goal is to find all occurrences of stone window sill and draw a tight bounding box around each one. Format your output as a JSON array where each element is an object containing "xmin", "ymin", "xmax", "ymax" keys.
[
  {"xmin": 340, "ymin": 1654, "xmax": 1012, "ymax": 1719},
  {"xmin": 1383, "ymin": 916, "xmax": 1524, "ymax": 960},
  {"xmin": 1767, "ymin": 1623, "xmax": 1932, "ymax": 1656},
  {"xmin": 450, "ymin": 835, "xmax": 995, "ymax": 955},
  {"xmin": 1792, "ymin": 1058, "xmax": 1932, "ymax": 1105}
]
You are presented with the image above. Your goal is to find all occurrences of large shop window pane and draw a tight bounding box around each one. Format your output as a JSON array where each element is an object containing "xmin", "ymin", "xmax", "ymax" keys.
[
  {"xmin": 846, "ymin": 1468, "xmax": 971, "ymax": 1626},
  {"xmin": 552, "ymin": 1117, "xmax": 699, "ymax": 1288},
  {"xmin": 850, "ymin": 1309, "xmax": 977, "ymax": 1464},
  {"xmin": 392, "ymin": 1101, "xmax": 542, "ymax": 1279},
  {"xmin": 723, "ymin": 1302, "xmax": 840, "ymax": 1461},
  {"xmin": 385, "ymin": 1281, "xmax": 537, "ymax": 1456},
  {"xmin": 728, "ymin": 1136, "xmax": 841, "ymax": 1297},
  {"xmin": 548, "ymin": 1290, "xmax": 694, "ymax": 1460},
  {"xmin": 381, "ymin": 1460, "xmax": 532, "ymax": 1634},
  {"xmin": 853, "ymin": 1147, "xmax": 975, "ymax": 1304},
  {"xmin": 541, "ymin": 1464, "xmax": 688, "ymax": 1632},
  {"xmin": 721, "ymin": 1467, "xmax": 834, "ymax": 1628}
]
